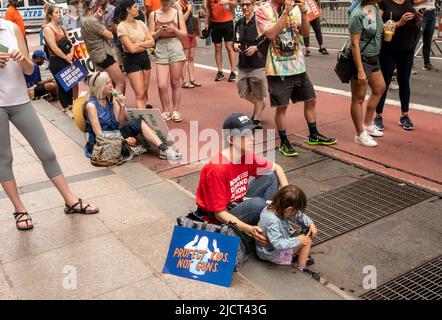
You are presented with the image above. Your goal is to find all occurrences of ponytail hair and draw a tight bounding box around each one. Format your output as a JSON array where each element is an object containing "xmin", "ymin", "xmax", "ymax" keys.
[{"xmin": 119, "ymin": 0, "xmax": 136, "ymax": 21}]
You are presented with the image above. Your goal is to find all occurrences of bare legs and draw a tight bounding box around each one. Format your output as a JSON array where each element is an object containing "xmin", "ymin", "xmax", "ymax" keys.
[
  {"xmin": 183, "ymin": 47, "xmax": 196, "ymax": 83},
  {"xmin": 1, "ymin": 173, "xmax": 98, "ymax": 229},
  {"xmin": 245, "ymin": 95, "xmax": 265, "ymax": 121},
  {"xmin": 127, "ymin": 69, "xmax": 151, "ymax": 109},
  {"xmin": 214, "ymin": 42, "xmax": 237, "ymax": 74},
  {"xmin": 350, "ymin": 71, "xmax": 386, "ymax": 136},
  {"xmin": 105, "ymin": 62, "xmax": 126, "ymax": 94},
  {"xmin": 156, "ymin": 62, "xmax": 185, "ymax": 114}
]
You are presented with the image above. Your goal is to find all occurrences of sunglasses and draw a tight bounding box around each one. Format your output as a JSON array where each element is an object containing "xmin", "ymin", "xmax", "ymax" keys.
[{"xmin": 240, "ymin": 3, "xmax": 253, "ymax": 7}]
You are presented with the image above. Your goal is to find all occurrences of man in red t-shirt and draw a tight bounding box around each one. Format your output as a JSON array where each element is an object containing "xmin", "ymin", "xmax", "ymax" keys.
[
  {"xmin": 196, "ymin": 112, "xmax": 289, "ymax": 246},
  {"xmin": 204, "ymin": 0, "xmax": 238, "ymax": 82}
]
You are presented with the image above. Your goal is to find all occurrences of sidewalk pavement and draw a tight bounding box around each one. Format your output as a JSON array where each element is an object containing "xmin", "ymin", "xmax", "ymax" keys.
[{"xmin": 0, "ymin": 99, "xmax": 343, "ymax": 300}]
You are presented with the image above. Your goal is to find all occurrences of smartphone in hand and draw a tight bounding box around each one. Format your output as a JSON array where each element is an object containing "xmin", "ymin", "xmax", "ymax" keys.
[{"xmin": 0, "ymin": 42, "xmax": 9, "ymax": 53}]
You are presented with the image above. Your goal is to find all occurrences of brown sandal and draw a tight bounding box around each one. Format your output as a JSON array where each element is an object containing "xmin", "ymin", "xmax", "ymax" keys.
[
  {"xmin": 64, "ymin": 198, "xmax": 99, "ymax": 215},
  {"xmin": 13, "ymin": 212, "xmax": 34, "ymax": 231}
]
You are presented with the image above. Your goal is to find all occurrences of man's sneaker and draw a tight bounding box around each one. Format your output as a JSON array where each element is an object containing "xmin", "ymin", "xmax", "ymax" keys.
[
  {"xmin": 411, "ymin": 66, "xmax": 417, "ymax": 75},
  {"xmin": 305, "ymin": 48, "xmax": 311, "ymax": 56},
  {"xmin": 215, "ymin": 71, "xmax": 225, "ymax": 81},
  {"xmin": 228, "ymin": 72, "xmax": 237, "ymax": 82},
  {"xmin": 374, "ymin": 114, "xmax": 384, "ymax": 131},
  {"xmin": 302, "ymin": 268, "xmax": 320, "ymax": 281},
  {"xmin": 319, "ymin": 47, "xmax": 329, "ymax": 55},
  {"xmin": 292, "ymin": 254, "xmax": 315, "ymax": 266},
  {"xmin": 308, "ymin": 133, "xmax": 337, "ymax": 145},
  {"xmin": 159, "ymin": 147, "xmax": 182, "ymax": 160},
  {"xmin": 279, "ymin": 141, "xmax": 298, "ymax": 157},
  {"xmin": 355, "ymin": 131, "xmax": 378, "ymax": 147},
  {"xmin": 364, "ymin": 124, "xmax": 384, "ymax": 137},
  {"xmin": 423, "ymin": 63, "xmax": 438, "ymax": 72},
  {"xmin": 399, "ymin": 115, "xmax": 414, "ymax": 130}
]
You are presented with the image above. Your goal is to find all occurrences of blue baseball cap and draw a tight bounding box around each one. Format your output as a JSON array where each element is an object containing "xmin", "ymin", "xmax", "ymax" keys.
[{"xmin": 32, "ymin": 50, "xmax": 47, "ymax": 61}]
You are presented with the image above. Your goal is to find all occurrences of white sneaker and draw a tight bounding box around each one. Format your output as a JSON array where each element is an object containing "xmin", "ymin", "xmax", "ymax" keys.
[
  {"xmin": 159, "ymin": 146, "xmax": 182, "ymax": 160},
  {"xmin": 355, "ymin": 131, "xmax": 378, "ymax": 147},
  {"xmin": 364, "ymin": 124, "xmax": 384, "ymax": 137}
]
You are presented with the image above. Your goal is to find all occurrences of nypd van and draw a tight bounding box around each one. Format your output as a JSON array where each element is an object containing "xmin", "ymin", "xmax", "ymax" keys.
[{"xmin": 0, "ymin": 0, "xmax": 68, "ymax": 33}]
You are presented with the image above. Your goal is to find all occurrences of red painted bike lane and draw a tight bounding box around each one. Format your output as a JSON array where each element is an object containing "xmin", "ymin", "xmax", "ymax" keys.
[{"xmin": 128, "ymin": 64, "xmax": 441, "ymax": 193}]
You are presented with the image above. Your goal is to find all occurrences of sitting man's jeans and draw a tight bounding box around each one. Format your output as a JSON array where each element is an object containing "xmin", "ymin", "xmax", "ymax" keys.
[{"xmin": 229, "ymin": 172, "xmax": 279, "ymax": 226}]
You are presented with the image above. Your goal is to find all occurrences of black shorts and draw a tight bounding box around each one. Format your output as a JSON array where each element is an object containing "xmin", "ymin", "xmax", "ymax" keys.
[
  {"xmin": 95, "ymin": 54, "xmax": 116, "ymax": 70},
  {"xmin": 210, "ymin": 21, "xmax": 234, "ymax": 43},
  {"xmin": 123, "ymin": 51, "xmax": 151, "ymax": 74},
  {"xmin": 352, "ymin": 55, "xmax": 380, "ymax": 80},
  {"xmin": 267, "ymin": 72, "xmax": 316, "ymax": 107},
  {"xmin": 34, "ymin": 83, "xmax": 49, "ymax": 97},
  {"xmin": 120, "ymin": 118, "xmax": 143, "ymax": 138}
]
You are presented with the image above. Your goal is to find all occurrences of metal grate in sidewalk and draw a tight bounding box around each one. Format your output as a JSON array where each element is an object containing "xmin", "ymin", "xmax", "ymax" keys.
[
  {"xmin": 360, "ymin": 256, "xmax": 442, "ymax": 300},
  {"xmin": 289, "ymin": 175, "xmax": 433, "ymax": 245}
]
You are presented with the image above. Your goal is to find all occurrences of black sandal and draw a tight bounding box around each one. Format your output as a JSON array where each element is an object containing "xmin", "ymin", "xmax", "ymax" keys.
[
  {"xmin": 64, "ymin": 198, "xmax": 99, "ymax": 215},
  {"xmin": 13, "ymin": 212, "xmax": 34, "ymax": 231}
]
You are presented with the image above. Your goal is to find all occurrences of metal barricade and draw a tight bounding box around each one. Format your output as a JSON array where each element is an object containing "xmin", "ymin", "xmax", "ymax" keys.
[{"xmin": 318, "ymin": 0, "xmax": 352, "ymax": 34}]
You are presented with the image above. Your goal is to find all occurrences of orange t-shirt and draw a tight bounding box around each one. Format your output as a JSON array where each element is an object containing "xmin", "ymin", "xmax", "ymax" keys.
[
  {"xmin": 5, "ymin": 6, "xmax": 26, "ymax": 37},
  {"xmin": 145, "ymin": 0, "xmax": 161, "ymax": 13},
  {"xmin": 208, "ymin": 0, "xmax": 234, "ymax": 23}
]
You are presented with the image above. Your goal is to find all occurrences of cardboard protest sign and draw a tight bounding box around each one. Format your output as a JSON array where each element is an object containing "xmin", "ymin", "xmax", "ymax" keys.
[
  {"xmin": 163, "ymin": 226, "xmax": 239, "ymax": 287},
  {"xmin": 305, "ymin": 0, "xmax": 321, "ymax": 22},
  {"xmin": 127, "ymin": 108, "xmax": 170, "ymax": 145},
  {"xmin": 68, "ymin": 28, "xmax": 96, "ymax": 75},
  {"xmin": 55, "ymin": 60, "xmax": 88, "ymax": 92}
]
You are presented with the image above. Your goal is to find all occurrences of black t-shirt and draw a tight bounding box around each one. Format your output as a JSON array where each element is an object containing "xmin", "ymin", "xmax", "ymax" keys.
[
  {"xmin": 234, "ymin": 15, "xmax": 265, "ymax": 70},
  {"xmin": 379, "ymin": 0, "xmax": 418, "ymax": 51}
]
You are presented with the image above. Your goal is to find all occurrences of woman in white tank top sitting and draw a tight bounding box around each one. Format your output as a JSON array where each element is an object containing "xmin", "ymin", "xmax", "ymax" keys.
[{"xmin": 0, "ymin": 18, "xmax": 99, "ymax": 231}]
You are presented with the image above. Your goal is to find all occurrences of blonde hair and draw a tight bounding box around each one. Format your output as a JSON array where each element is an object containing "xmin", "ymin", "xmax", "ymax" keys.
[
  {"xmin": 88, "ymin": 71, "xmax": 110, "ymax": 100},
  {"xmin": 45, "ymin": 5, "xmax": 59, "ymax": 23}
]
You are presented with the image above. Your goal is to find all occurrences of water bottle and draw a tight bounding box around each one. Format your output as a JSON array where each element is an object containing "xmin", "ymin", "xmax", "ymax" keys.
[{"xmin": 205, "ymin": 34, "xmax": 212, "ymax": 46}]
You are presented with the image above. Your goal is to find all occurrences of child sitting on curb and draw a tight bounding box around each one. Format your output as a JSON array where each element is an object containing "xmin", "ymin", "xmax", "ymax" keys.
[{"xmin": 256, "ymin": 185, "xmax": 320, "ymax": 281}]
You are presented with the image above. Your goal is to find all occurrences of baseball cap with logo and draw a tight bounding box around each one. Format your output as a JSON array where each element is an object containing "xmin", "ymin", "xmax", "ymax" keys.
[
  {"xmin": 223, "ymin": 112, "xmax": 261, "ymax": 135},
  {"xmin": 32, "ymin": 50, "xmax": 47, "ymax": 61}
]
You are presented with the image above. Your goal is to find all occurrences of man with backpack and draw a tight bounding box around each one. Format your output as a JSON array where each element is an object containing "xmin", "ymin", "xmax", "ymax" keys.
[
  {"xmin": 195, "ymin": 112, "xmax": 289, "ymax": 246},
  {"xmin": 255, "ymin": 0, "xmax": 337, "ymax": 157}
]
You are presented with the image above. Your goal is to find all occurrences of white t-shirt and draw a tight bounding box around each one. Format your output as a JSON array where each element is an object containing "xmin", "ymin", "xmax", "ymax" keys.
[
  {"xmin": 415, "ymin": 0, "xmax": 436, "ymax": 10},
  {"xmin": 0, "ymin": 19, "xmax": 29, "ymax": 107}
]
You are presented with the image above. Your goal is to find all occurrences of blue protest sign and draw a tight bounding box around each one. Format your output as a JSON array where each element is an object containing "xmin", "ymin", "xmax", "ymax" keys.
[
  {"xmin": 163, "ymin": 226, "xmax": 240, "ymax": 288},
  {"xmin": 55, "ymin": 60, "xmax": 88, "ymax": 92}
]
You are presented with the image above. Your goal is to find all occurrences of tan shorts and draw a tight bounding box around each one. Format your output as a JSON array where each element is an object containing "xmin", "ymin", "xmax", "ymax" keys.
[
  {"xmin": 237, "ymin": 68, "xmax": 268, "ymax": 100},
  {"xmin": 155, "ymin": 38, "xmax": 187, "ymax": 65}
]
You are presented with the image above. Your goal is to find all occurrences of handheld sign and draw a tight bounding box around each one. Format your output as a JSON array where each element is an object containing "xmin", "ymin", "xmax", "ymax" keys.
[
  {"xmin": 55, "ymin": 60, "xmax": 88, "ymax": 92},
  {"xmin": 127, "ymin": 108, "xmax": 171, "ymax": 145},
  {"xmin": 163, "ymin": 226, "xmax": 239, "ymax": 287},
  {"xmin": 68, "ymin": 28, "xmax": 96, "ymax": 75},
  {"xmin": 305, "ymin": 0, "xmax": 321, "ymax": 22}
]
